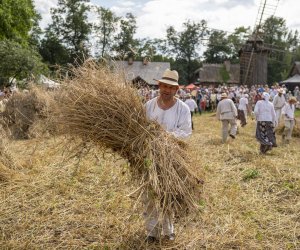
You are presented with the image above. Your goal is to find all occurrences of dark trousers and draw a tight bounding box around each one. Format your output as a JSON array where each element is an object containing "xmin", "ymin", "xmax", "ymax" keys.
[{"xmin": 191, "ymin": 111, "xmax": 194, "ymax": 130}]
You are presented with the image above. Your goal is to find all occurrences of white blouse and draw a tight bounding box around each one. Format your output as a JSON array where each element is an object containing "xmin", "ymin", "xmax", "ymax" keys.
[
  {"xmin": 254, "ymin": 100, "xmax": 276, "ymax": 123},
  {"xmin": 282, "ymin": 103, "xmax": 295, "ymax": 120}
]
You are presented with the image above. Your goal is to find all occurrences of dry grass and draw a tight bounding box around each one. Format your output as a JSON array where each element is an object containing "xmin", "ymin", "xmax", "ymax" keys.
[{"xmin": 0, "ymin": 112, "xmax": 299, "ymax": 249}]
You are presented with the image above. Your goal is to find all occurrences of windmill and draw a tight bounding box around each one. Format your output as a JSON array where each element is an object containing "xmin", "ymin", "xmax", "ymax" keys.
[{"xmin": 239, "ymin": 0, "xmax": 280, "ymax": 86}]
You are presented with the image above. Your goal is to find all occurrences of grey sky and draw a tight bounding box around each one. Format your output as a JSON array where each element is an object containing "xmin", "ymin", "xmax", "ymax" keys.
[{"xmin": 34, "ymin": 0, "xmax": 300, "ymax": 39}]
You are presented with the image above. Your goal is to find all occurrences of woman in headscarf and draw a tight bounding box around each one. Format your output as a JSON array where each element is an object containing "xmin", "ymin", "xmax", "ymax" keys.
[{"xmin": 254, "ymin": 92, "xmax": 277, "ymax": 154}]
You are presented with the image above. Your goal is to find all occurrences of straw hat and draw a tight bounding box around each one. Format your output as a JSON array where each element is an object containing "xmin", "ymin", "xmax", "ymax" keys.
[
  {"xmin": 158, "ymin": 69, "xmax": 179, "ymax": 86},
  {"xmin": 278, "ymin": 88, "xmax": 284, "ymax": 93},
  {"xmin": 288, "ymin": 96, "xmax": 297, "ymax": 103},
  {"xmin": 221, "ymin": 93, "xmax": 227, "ymax": 98}
]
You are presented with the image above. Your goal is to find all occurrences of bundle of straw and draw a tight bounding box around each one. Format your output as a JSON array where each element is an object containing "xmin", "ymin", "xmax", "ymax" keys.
[
  {"xmin": 55, "ymin": 62, "xmax": 201, "ymax": 217},
  {"xmin": 2, "ymin": 86, "xmax": 56, "ymax": 139}
]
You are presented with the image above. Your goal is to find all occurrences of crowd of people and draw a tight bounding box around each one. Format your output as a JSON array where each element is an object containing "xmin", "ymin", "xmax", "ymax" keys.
[
  {"xmin": 138, "ymin": 81, "xmax": 299, "ymax": 156},
  {"xmin": 138, "ymin": 83, "xmax": 300, "ymax": 113}
]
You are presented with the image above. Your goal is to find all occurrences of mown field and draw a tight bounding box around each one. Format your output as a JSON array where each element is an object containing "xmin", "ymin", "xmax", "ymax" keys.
[{"xmin": 1, "ymin": 113, "xmax": 299, "ymax": 249}]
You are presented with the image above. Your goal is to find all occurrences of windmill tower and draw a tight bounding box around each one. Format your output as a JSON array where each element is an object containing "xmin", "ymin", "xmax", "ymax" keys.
[{"xmin": 239, "ymin": 0, "xmax": 280, "ymax": 86}]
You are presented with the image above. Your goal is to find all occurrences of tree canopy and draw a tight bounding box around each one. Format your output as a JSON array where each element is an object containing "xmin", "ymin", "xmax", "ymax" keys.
[
  {"xmin": 0, "ymin": 0, "xmax": 38, "ymax": 45},
  {"xmin": 0, "ymin": 1, "xmax": 300, "ymax": 86},
  {"xmin": 47, "ymin": 0, "xmax": 92, "ymax": 63},
  {"xmin": 0, "ymin": 40, "xmax": 47, "ymax": 87}
]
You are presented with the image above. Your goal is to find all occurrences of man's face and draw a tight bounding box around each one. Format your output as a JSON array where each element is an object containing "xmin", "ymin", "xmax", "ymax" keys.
[{"xmin": 158, "ymin": 82, "xmax": 179, "ymax": 101}]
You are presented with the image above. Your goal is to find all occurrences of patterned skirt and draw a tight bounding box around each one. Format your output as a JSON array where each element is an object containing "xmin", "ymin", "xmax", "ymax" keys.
[{"xmin": 256, "ymin": 121, "xmax": 277, "ymax": 147}]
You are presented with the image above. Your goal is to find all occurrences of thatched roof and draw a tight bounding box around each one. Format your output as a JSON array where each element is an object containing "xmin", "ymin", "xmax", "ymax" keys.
[
  {"xmin": 195, "ymin": 63, "xmax": 240, "ymax": 85},
  {"xmin": 114, "ymin": 60, "xmax": 170, "ymax": 86}
]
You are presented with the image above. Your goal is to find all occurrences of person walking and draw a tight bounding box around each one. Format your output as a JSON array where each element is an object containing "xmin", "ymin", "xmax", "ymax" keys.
[
  {"xmin": 144, "ymin": 69, "xmax": 192, "ymax": 243},
  {"xmin": 216, "ymin": 93, "xmax": 238, "ymax": 143},
  {"xmin": 282, "ymin": 97, "xmax": 297, "ymax": 144},
  {"xmin": 272, "ymin": 88, "xmax": 286, "ymax": 126},
  {"xmin": 185, "ymin": 94, "xmax": 198, "ymax": 130},
  {"xmin": 237, "ymin": 94, "xmax": 249, "ymax": 127},
  {"xmin": 254, "ymin": 92, "xmax": 277, "ymax": 154}
]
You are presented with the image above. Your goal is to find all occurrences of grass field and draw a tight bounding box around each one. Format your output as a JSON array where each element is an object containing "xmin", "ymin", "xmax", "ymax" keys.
[{"xmin": 1, "ymin": 113, "xmax": 299, "ymax": 249}]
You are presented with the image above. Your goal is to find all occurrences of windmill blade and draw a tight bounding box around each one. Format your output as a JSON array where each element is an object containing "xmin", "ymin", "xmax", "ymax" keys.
[
  {"xmin": 240, "ymin": 0, "xmax": 280, "ymax": 85},
  {"xmin": 253, "ymin": 0, "xmax": 280, "ymax": 38}
]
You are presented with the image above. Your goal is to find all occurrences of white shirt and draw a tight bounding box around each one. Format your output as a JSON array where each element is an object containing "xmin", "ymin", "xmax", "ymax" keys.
[
  {"xmin": 216, "ymin": 98, "xmax": 237, "ymax": 120},
  {"xmin": 254, "ymin": 100, "xmax": 276, "ymax": 123},
  {"xmin": 184, "ymin": 98, "xmax": 198, "ymax": 112},
  {"xmin": 273, "ymin": 94, "xmax": 286, "ymax": 109},
  {"xmin": 238, "ymin": 97, "xmax": 248, "ymax": 111},
  {"xmin": 145, "ymin": 97, "xmax": 192, "ymax": 139},
  {"xmin": 282, "ymin": 103, "xmax": 295, "ymax": 120}
]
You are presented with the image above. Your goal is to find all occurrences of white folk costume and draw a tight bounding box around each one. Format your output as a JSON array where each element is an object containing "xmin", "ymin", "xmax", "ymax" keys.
[
  {"xmin": 254, "ymin": 93, "xmax": 277, "ymax": 154},
  {"xmin": 272, "ymin": 91, "xmax": 286, "ymax": 126},
  {"xmin": 143, "ymin": 69, "xmax": 192, "ymax": 241},
  {"xmin": 282, "ymin": 101, "xmax": 296, "ymax": 143},
  {"xmin": 185, "ymin": 97, "xmax": 198, "ymax": 130},
  {"xmin": 216, "ymin": 95, "xmax": 238, "ymax": 143}
]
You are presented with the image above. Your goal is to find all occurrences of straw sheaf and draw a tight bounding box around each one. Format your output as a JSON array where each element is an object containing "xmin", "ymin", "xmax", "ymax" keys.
[
  {"xmin": 55, "ymin": 62, "xmax": 201, "ymax": 216},
  {"xmin": 2, "ymin": 86, "xmax": 57, "ymax": 139}
]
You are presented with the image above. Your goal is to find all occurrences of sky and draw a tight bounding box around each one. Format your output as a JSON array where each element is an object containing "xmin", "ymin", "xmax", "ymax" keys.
[{"xmin": 34, "ymin": 0, "xmax": 300, "ymax": 39}]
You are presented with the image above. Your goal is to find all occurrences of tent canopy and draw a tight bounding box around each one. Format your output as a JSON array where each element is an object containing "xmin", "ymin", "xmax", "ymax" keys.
[
  {"xmin": 280, "ymin": 74, "xmax": 300, "ymax": 90},
  {"xmin": 185, "ymin": 83, "xmax": 196, "ymax": 89}
]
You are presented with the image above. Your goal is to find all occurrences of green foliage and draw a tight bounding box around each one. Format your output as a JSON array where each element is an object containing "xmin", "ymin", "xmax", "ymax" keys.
[
  {"xmin": 219, "ymin": 65, "xmax": 230, "ymax": 83},
  {"xmin": 242, "ymin": 169, "xmax": 259, "ymax": 181},
  {"xmin": 93, "ymin": 7, "xmax": 119, "ymax": 58},
  {"xmin": 0, "ymin": 40, "xmax": 47, "ymax": 86},
  {"xmin": 48, "ymin": 0, "xmax": 92, "ymax": 64},
  {"xmin": 0, "ymin": 0, "xmax": 38, "ymax": 45},
  {"xmin": 261, "ymin": 16, "xmax": 299, "ymax": 83},
  {"xmin": 113, "ymin": 13, "xmax": 139, "ymax": 59},
  {"xmin": 204, "ymin": 30, "xmax": 231, "ymax": 63},
  {"xmin": 165, "ymin": 20, "xmax": 208, "ymax": 83},
  {"xmin": 28, "ymin": 13, "xmax": 43, "ymax": 49},
  {"xmin": 39, "ymin": 30, "xmax": 71, "ymax": 66},
  {"xmin": 282, "ymin": 181, "xmax": 295, "ymax": 190},
  {"xmin": 204, "ymin": 26, "xmax": 250, "ymax": 64}
]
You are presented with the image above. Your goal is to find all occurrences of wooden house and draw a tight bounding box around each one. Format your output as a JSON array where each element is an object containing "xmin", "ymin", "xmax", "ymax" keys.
[{"xmin": 113, "ymin": 59, "xmax": 170, "ymax": 88}]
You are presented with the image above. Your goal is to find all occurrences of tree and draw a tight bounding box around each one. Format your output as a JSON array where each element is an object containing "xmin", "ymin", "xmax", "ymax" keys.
[
  {"xmin": 0, "ymin": 40, "xmax": 47, "ymax": 87},
  {"xmin": 203, "ymin": 30, "xmax": 231, "ymax": 63},
  {"xmin": 227, "ymin": 26, "xmax": 250, "ymax": 63},
  {"xmin": 165, "ymin": 20, "xmax": 208, "ymax": 83},
  {"xmin": 0, "ymin": 0, "xmax": 39, "ymax": 45},
  {"xmin": 93, "ymin": 7, "xmax": 119, "ymax": 58},
  {"xmin": 39, "ymin": 29, "xmax": 70, "ymax": 66},
  {"xmin": 28, "ymin": 13, "xmax": 43, "ymax": 49},
  {"xmin": 113, "ymin": 13, "xmax": 139, "ymax": 59},
  {"xmin": 261, "ymin": 16, "xmax": 299, "ymax": 83},
  {"xmin": 48, "ymin": 0, "xmax": 91, "ymax": 63}
]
